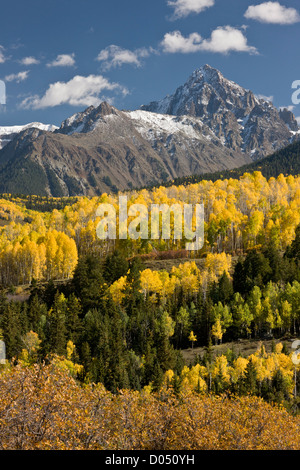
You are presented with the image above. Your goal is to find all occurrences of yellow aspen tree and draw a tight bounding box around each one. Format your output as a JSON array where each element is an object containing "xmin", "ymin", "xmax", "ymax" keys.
[
  {"xmin": 188, "ymin": 331, "xmax": 197, "ymax": 349},
  {"xmin": 230, "ymin": 357, "xmax": 249, "ymax": 384},
  {"xmin": 180, "ymin": 364, "xmax": 207, "ymax": 392},
  {"xmin": 211, "ymin": 318, "xmax": 223, "ymax": 345},
  {"xmin": 109, "ymin": 276, "xmax": 127, "ymax": 305},
  {"xmin": 212, "ymin": 355, "xmax": 231, "ymax": 384},
  {"xmin": 45, "ymin": 231, "xmax": 58, "ymax": 280}
]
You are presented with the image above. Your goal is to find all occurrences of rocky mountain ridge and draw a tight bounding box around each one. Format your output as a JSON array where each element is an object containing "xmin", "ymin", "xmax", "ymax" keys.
[
  {"xmin": 0, "ymin": 122, "xmax": 58, "ymax": 150},
  {"xmin": 141, "ymin": 64, "xmax": 299, "ymax": 160},
  {"xmin": 0, "ymin": 65, "xmax": 298, "ymax": 196}
]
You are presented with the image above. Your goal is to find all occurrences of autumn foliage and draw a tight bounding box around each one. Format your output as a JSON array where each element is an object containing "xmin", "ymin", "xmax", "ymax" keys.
[
  {"xmin": 0, "ymin": 172, "xmax": 300, "ymax": 450},
  {"xmin": 0, "ymin": 171, "xmax": 300, "ymax": 286},
  {"xmin": 0, "ymin": 360, "xmax": 299, "ymax": 450}
]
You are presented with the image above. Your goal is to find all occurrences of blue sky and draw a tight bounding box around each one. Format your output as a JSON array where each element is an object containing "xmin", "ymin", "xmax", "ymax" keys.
[{"xmin": 0, "ymin": 0, "xmax": 299, "ymax": 126}]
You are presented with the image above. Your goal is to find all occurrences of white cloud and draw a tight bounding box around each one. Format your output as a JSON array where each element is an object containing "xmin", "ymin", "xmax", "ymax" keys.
[
  {"xmin": 19, "ymin": 56, "xmax": 40, "ymax": 65},
  {"xmin": 256, "ymin": 94, "xmax": 274, "ymax": 103},
  {"xmin": 20, "ymin": 74, "xmax": 128, "ymax": 109},
  {"xmin": 279, "ymin": 105, "xmax": 295, "ymax": 111},
  {"xmin": 96, "ymin": 45, "xmax": 153, "ymax": 70},
  {"xmin": 296, "ymin": 116, "xmax": 300, "ymax": 125},
  {"xmin": 161, "ymin": 27, "xmax": 257, "ymax": 54},
  {"xmin": 161, "ymin": 31, "xmax": 203, "ymax": 53},
  {"xmin": 47, "ymin": 53, "xmax": 76, "ymax": 67},
  {"xmin": 245, "ymin": 2, "xmax": 300, "ymax": 24},
  {"xmin": 200, "ymin": 26, "xmax": 258, "ymax": 54},
  {"xmin": 167, "ymin": 0, "xmax": 214, "ymax": 19},
  {"xmin": 5, "ymin": 71, "xmax": 29, "ymax": 83}
]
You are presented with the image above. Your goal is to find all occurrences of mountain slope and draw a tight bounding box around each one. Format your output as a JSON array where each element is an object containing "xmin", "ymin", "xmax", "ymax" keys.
[
  {"xmin": 0, "ymin": 122, "xmax": 58, "ymax": 150},
  {"xmin": 167, "ymin": 140, "xmax": 300, "ymax": 187},
  {"xmin": 141, "ymin": 64, "xmax": 299, "ymax": 160},
  {"xmin": 0, "ymin": 102, "xmax": 251, "ymax": 196},
  {"xmin": 0, "ymin": 65, "xmax": 298, "ymax": 197},
  {"xmin": 0, "ymin": 105, "xmax": 171, "ymax": 196}
]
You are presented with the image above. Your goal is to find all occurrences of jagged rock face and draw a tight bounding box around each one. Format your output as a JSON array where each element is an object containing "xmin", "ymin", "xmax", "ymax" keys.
[
  {"xmin": 0, "ymin": 65, "xmax": 298, "ymax": 197},
  {"xmin": 279, "ymin": 108, "xmax": 299, "ymax": 132},
  {"xmin": 141, "ymin": 64, "xmax": 299, "ymax": 160},
  {"xmin": 58, "ymin": 102, "xmax": 119, "ymax": 135}
]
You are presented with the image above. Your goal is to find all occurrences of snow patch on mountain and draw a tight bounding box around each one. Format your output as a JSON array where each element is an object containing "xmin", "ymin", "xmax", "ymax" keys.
[
  {"xmin": 126, "ymin": 109, "xmax": 216, "ymax": 143},
  {"xmin": 0, "ymin": 122, "xmax": 58, "ymax": 149}
]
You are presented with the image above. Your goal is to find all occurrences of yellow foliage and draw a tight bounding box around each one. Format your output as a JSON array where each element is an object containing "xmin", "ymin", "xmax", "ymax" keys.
[
  {"xmin": 211, "ymin": 355, "xmax": 231, "ymax": 383},
  {"xmin": 0, "ymin": 171, "xmax": 300, "ymax": 287},
  {"xmin": 231, "ymin": 357, "xmax": 249, "ymax": 382},
  {"xmin": 109, "ymin": 276, "xmax": 127, "ymax": 304},
  {"xmin": 180, "ymin": 365, "xmax": 207, "ymax": 392},
  {"xmin": 211, "ymin": 318, "xmax": 223, "ymax": 343},
  {"xmin": 0, "ymin": 357, "xmax": 300, "ymax": 449}
]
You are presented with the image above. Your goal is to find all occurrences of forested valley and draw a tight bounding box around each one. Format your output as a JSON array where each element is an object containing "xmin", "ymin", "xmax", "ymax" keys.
[{"xmin": 0, "ymin": 170, "xmax": 300, "ymax": 450}]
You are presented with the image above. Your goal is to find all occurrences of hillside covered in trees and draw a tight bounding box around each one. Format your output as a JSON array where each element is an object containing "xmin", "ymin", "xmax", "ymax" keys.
[
  {"xmin": 166, "ymin": 141, "xmax": 300, "ymax": 187},
  {"xmin": 0, "ymin": 170, "xmax": 300, "ymax": 450},
  {"xmin": 0, "ymin": 170, "xmax": 300, "ymax": 286}
]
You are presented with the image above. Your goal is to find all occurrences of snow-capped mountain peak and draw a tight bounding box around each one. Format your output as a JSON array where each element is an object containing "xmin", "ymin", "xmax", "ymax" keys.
[
  {"xmin": 0, "ymin": 122, "xmax": 58, "ymax": 149},
  {"xmin": 140, "ymin": 64, "xmax": 299, "ymax": 159},
  {"xmin": 0, "ymin": 65, "xmax": 298, "ymax": 198},
  {"xmin": 58, "ymin": 102, "xmax": 119, "ymax": 135}
]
